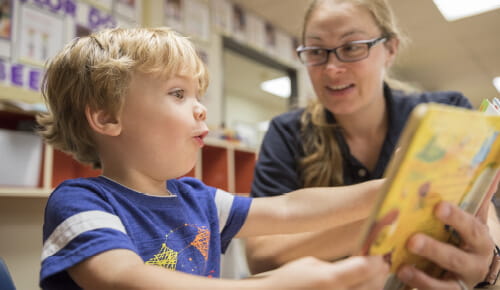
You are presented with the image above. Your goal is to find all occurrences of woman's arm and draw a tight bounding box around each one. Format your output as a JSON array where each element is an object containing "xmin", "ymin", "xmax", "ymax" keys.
[
  {"xmin": 245, "ymin": 219, "xmax": 366, "ymax": 274},
  {"xmin": 237, "ymin": 179, "xmax": 382, "ymax": 238}
]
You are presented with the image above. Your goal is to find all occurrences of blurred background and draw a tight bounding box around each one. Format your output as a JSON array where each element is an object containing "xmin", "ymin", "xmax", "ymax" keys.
[{"xmin": 229, "ymin": 0, "xmax": 500, "ymax": 108}]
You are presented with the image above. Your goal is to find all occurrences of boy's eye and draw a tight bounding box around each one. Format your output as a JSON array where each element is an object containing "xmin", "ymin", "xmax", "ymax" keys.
[{"xmin": 169, "ymin": 89, "xmax": 185, "ymax": 99}]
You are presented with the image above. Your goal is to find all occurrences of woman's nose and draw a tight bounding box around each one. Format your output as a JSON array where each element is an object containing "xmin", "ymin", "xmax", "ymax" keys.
[{"xmin": 324, "ymin": 55, "xmax": 346, "ymax": 72}]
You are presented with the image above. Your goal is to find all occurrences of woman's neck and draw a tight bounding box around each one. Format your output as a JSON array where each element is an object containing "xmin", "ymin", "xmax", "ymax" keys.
[
  {"xmin": 336, "ymin": 95, "xmax": 387, "ymax": 140},
  {"xmin": 335, "ymin": 94, "xmax": 388, "ymax": 171}
]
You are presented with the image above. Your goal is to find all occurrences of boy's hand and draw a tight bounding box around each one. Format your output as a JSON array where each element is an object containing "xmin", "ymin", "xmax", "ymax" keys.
[{"xmin": 264, "ymin": 256, "xmax": 389, "ymax": 290}]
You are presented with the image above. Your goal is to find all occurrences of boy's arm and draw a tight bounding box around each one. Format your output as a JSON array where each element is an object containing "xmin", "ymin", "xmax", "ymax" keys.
[
  {"xmin": 236, "ymin": 179, "xmax": 383, "ymax": 237},
  {"xmin": 68, "ymin": 248, "xmax": 389, "ymax": 289},
  {"xmin": 68, "ymin": 249, "xmax": 226, "ymax": 289}
]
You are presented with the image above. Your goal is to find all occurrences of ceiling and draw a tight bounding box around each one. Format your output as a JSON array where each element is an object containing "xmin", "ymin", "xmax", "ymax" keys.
[{"xmin": 227, "ymin": 0, "xmax": 500, "ymax": 108}]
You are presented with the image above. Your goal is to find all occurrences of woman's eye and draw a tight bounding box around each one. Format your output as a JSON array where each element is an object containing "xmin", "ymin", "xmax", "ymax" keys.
[
  {"xmin": 343, "ymin": 44, "xmax": 362, "ymax": 52},
  {"xmin": 309, "ymin": 49, "xmax": 323, "ymax": 56},
  {"xmin": 169, "ymin": 89, "xmax": 185, "ymax": 99}
]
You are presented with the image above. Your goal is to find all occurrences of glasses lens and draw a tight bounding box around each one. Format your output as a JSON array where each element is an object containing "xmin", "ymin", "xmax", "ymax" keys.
[
  {"xmin": 300, "ymin": 48, "xmax": 327, "ymax": 65},
  {"xmin": 337, "ymin": 43, "xmax": 369, "ymax": 62}
]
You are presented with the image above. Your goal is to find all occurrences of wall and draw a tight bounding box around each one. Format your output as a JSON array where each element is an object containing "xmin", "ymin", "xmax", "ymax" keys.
[
  {"xmin": 225, "ymin": 93, "xmax": 286, "ymax": 128},
  {"xmin": 0, "ymin": 1, "xmax": 311, "ymax": 289},
  {"xmin": 0, "ymin": 198, "xmax": 45, "ymax": 290}
]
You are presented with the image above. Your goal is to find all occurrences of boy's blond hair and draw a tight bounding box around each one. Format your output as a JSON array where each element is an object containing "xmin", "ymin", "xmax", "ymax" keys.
[{"xmin": 37, "ymin": 27, "xmax": 209, "ymax": 168}]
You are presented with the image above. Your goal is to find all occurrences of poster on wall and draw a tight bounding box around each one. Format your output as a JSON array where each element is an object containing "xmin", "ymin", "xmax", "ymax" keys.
[
  {"xmin": 17, "ymin": 4, "xmax": 64, "ymax": 66},
  {"xmin": 164, "ymin": 0, "xmax": 184, "ymax": 32},
  {"xmin": 76, "ymin": 1, "xmax": 116, "ymax": 34},
  {"xmin": 0, "ymin": 0, "xmax": 12, "ymax": 58},
  {"xmin": 231, "ymin": 3, "xmax": 246, "ymax": 41},
  {"xmin": 264, "ymin": 21, "xmax": 277, "ymax": 53},
  {"xmin": 114, "ymin": 0, "xmax": 141, "ymax": 23},
  {"xmin": 184, "ymin": 0, "xmax": 209, "ymax": 41},
  {"xmin": 211, "ymin": 0, "xmax": 230, "ymax": 35},
  {"xmin": 0, "ymin": 58, "xmax": 9, "ymax": 85},
  {"xmin": 246, "ymin": 14, "xmax": 265, "ymax": 50},
  {"xmin": 0, "ymin": 0, "xmax": 11, "ymax": 39},
  {"xmin": 83, "ymin": 0, "xmax": 113, "ymax": 11}
]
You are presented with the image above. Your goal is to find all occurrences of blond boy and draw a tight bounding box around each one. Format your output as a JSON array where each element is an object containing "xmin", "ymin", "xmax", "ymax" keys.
[{"xmin": 38, "ymin": 27, "xmax": 388, "ymax": 289}]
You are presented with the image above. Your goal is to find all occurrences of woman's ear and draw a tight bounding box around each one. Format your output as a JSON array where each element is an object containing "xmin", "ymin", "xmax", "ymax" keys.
[
  {"xmin": 85, "ymin": 106, "xmax": 122, "ymax": 136},
  {"xmin": 384, "ymin": 37, "xmax": 399, "ymax": 67}
]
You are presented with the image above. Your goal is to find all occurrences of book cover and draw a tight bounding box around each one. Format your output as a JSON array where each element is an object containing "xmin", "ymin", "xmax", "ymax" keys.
[{"xmin": 358, "ymin": 103, "xmax": 500, "ymax": 288}]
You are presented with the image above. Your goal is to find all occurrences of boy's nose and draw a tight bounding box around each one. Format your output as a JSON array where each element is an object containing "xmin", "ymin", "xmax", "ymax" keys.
[{"xmin": 194, "ymin": 103, "xmax": 207, "ymax": 120}]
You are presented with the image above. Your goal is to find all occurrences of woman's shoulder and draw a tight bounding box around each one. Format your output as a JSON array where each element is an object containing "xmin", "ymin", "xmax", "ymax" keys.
[
  {"xmin": 271, "ymin": 107, "xmax": 305, "ymax": 124},
  {"xmin": 267, "ymin": 108, "xmax": 306, "ymax": 134},
  {"xmin": 391, "ymin": 89, "xmax": 472, "ymax": 110}
]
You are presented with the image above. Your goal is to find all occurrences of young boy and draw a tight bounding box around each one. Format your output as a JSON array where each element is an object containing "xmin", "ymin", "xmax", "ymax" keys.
[{"xmin": 38, "ymin": 27, "xmax": 388, "ymax": 289}]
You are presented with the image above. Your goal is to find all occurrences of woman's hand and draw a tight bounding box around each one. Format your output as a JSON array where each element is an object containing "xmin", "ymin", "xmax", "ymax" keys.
[{"xmin": 396, "ymin": 201, "xmax": 494, "ymax": 289}]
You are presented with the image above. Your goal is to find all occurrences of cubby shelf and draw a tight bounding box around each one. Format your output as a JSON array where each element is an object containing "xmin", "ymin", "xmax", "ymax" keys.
[{"xmin": 0, "ymin": 117, "xmax": 257, "ymax": 197}]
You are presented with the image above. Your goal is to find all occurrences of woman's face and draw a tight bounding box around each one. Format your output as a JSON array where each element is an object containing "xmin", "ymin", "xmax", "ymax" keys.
[{"xmin": 304, "ymin": 1, "xmax": 397, "ymax": 116}]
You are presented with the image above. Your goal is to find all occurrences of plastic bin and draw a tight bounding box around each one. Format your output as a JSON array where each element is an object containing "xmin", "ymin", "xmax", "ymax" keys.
[{"xmin": 0, "ymin": 129, "xmax": 42, "ymax": 187}]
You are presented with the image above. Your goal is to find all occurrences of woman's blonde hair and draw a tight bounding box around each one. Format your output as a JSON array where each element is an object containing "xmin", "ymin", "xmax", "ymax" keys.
[
  {"xmin": 37, "ymin": 27, "xmax": 209, "ymax": 168},
  {"xmin": 299, "ymin": 0, "xmax": 406, "ymax": 187}
]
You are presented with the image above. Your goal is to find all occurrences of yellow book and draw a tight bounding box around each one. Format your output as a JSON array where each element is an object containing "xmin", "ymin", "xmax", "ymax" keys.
[{"xmin": 358, "ymin": 103, "xmax": 500, "ymax": 289}]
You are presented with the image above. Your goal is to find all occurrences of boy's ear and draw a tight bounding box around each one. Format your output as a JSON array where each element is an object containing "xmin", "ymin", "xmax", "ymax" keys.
[{"xmin": 85, "ymin": 106, "xmax": 122, "ymax": 136}]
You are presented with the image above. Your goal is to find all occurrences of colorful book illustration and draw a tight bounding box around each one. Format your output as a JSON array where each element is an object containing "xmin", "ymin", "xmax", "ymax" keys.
[
  {"xmin": 358, "ymin": 102, "xmax": 500, "ymax": 289},
  {"xmin": 480, "ymin": 97, "xmax": 500, "ymax": 115}
]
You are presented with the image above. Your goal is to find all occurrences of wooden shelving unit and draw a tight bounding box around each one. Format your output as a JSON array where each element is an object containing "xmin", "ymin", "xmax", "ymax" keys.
[{"xmin": 0, "ymin": 109, "xmax": 257, "ymax": 197}]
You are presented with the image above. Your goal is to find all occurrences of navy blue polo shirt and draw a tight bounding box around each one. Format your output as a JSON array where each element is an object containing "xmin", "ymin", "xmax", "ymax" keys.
[{"xmin": 251, "ymin": 85, "xmax": 472, "ymax": 197}]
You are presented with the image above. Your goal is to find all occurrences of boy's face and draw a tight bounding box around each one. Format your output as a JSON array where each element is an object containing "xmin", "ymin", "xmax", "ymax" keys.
[{"xmin": 117, "ymin": 72, "xmax": 208, "ymax": 180}]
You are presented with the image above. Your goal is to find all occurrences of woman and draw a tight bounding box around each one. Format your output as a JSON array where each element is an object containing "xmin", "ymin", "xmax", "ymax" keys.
[{"xmin": 246, "ymin": 0, "xmax": 500, "ymax": 289}]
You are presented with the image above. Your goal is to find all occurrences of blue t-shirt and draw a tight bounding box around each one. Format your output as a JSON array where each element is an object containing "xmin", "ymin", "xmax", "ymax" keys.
[
  {"xmin": 40, "ymin": 176, "xmax": 251, "ymax": 289},
  {"xmin": 251, "ymin": 85, "xmax": 473, "ymax": 197}
]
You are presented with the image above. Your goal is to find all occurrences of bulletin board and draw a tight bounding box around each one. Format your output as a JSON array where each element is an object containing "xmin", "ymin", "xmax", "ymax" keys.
[
  {"xmin": 1, "ymin": 0, "xmax": 301, "ymax": 108},
  {"xmin": 0, "ymin": 0, "xmax": 141, "ymax": 97}
]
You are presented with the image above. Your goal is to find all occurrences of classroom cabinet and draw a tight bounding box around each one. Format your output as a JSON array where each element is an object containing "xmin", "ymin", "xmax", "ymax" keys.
[{"xmin": 0, "ymin": 109, "xmax": 257, "ymax": 197}]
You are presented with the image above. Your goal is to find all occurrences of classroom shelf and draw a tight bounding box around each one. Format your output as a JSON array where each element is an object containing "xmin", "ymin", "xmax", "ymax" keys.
[{"xmin": 0, "ymin": 117, "xmax": 257, "ymax": 196}]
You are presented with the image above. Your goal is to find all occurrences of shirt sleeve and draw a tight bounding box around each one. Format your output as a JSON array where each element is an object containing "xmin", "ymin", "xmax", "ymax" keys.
[
  {"xmin": 175, "ymin": 177, "xmax": 252, "ymax": 254},
  {"xmin": 420, "ymin": 90, "xmax": 473, "ymax": 109},
  {"xmin": 251, "ymin": 113, "xmax": 304, "ymax": 197},
  {"xmin": 214, "ymin": 188, "xmax": 252, "ymax": 253},
  {"xmin": 40, "ymin": 180, "xmax": 135, "ymax": 288}
]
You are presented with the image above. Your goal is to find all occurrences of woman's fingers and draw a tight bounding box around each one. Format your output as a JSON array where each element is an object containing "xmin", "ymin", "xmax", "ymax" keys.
[
  {"xmin": 433, "ymin": 202, "xmax": 492, "ymax": 256},
  {"xmin": 398, "ymin": 201, "xmax": 494, "ymax": 287},
  {"xmin": 397, "ymin": 264, "xmax": 470, "ymax": 290}
]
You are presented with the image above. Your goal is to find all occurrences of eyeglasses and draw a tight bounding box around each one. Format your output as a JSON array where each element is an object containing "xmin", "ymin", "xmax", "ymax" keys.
[{"xmin": 296, "ymin": 36, "xmax": 387, "ymax": 66}]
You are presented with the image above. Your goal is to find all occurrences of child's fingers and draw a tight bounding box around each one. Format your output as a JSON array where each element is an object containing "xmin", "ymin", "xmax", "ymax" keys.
[{"xmin": 330, "ymin": 256, "xmax": 389, "ymax": 288}]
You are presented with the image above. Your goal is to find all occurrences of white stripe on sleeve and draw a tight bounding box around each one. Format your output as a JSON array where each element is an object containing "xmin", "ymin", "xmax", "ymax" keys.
[
  {"xmin": 214, "ymin": 189, "xmax": 234, "ymax": 233},
  {"xmin": 41, "ymin": 210, "xmax": 127, "ymax": 261}
]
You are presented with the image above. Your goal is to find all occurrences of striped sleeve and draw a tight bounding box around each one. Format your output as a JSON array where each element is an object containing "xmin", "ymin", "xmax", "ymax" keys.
[
  {"xmin": 41, "ymin": 210, "xmax": 127, "ymax": 262},
  {"xmin": 214, "ymin": 189, "xmax": 252, "ymax": 252}
]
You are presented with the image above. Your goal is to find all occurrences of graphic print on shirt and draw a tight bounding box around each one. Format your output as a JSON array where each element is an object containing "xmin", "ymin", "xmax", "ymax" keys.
[{"xmin": 146, "ymin": 224, "xmax": 210, "ymax": 274}]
